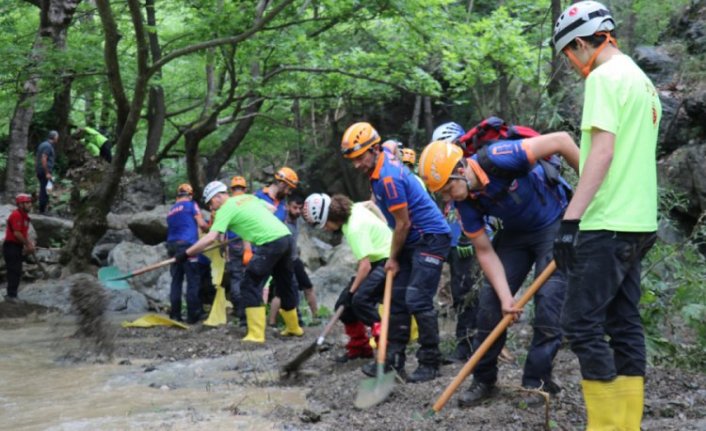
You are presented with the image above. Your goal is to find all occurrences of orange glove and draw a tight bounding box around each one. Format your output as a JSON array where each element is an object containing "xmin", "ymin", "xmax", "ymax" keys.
[{"xmin": 242, "ymin": 244, "xmax": 253, "ymax": 265}]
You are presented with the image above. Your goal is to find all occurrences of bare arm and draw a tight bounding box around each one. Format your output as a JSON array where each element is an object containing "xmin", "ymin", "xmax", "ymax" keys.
[
  {"xmin": 470, "ymin": 232, "xmax": 520, "ymax": 318},
  {"xmin": 563, "ymin": 129, "xmax": 615, "ymax": 220},
  {"xmin": 524, "ymin": 132, "xmax": 580, "ymax": 173},
  {"xmin": 349, "ymin": 257, "xmax": 372, "ymax": 293},
  {"xmin": 12, "ymin": 231, "xmax": 35, "ymax": 253},
  {"xmin": 41, "ymin": 153, "xmax": 51, "ymax": 179},
  {"xmin": 185, "ymin": 230, "xmax": 219, "ymax": 257},
  {"xmin": 194, "ymin": 211, "xmax": 209, "ymax": 233},
  {"xmin": 384, "ymin": 205, "xmax": 411, "ymax": 275}
]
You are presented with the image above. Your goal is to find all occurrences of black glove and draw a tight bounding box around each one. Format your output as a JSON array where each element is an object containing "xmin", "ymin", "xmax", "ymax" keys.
[
  {"xmin": 553, "ymin": 219, "xmax": 580, "ymax": 271},
  {"xmin": 335, "ymin": 287, "xmax": 353, "ymax": 310},
  {"xmin": 174, "ymin": 251, "xmax": 189, "ymax": 264}
]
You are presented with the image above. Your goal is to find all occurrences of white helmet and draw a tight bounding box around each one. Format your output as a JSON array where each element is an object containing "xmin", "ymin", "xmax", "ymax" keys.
[
  {"xmin": 303, "ymin": 193, "xmax": 331, "ymax": 229},
  {"xmin": 432, "ymin": 122, "xmax": 465, "ymax": 143},
  {"xmin": 552, "ymin": 1, "xmax": 615, "ymax": 53},
  {"xmin": 203, "ymin": 181, "xmax": 228, "ymax": 204}
]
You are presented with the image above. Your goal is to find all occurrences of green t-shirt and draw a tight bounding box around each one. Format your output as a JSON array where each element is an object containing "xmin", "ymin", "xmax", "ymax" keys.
[
  {"xmin": 341, "ymin": 202, "xmax": 392, "ymax": 263},
  {"xmin": 82, "ymin": 127, "xmax": 107, "ymax": 157},
  {"xmin": 211, "ymin": 194, "xmax": 291, "ymax": 246},
  {"xmin": 579, "ymin": 54, "xmax": 661, "ymax": 232}
]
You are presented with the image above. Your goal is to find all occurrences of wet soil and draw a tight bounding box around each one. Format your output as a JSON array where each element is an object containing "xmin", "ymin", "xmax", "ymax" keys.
[
  {"xmin": 113, "ymin": 317, "xmax": 706, "ymax": 431},
  {"xmin": 0, "ymin": 299, "xmax": 52, "ymax": 318}
]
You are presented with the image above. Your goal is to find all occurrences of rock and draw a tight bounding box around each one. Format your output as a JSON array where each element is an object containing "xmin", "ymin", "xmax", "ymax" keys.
[
  {"xmin": 111, "ymin": 173, "xmax": 165, "ymax": 214},
  {"xmin": 634, "ymin": 46, "xmax": 678, "ymax": 86},
  {"xmin": 106, "ymin": 212, "xmax": 130, "ymax": 230},
  {"xmin": 297, "ymin": 226, "xmax": 322, "ymax": 271},
  {"xmin": 126, "ymin": 205, "xmax": 171, "ymax": 245},
  {"xmin": 658, "ymin": 143, "xmax": 706, "ymax": 219},
  {"xmin": 309, "ymin": 241, "xmax": 357, "ymax": 308},
  {"xmin": 658, "ymin": 217, "xmax": 687, "ymax": 245},
  {"xmin": 107, "ymin": 288, "xmax": 149, "ymax": 313},
  {"xmin": 658, "ymin": 91, "xmax": 693, "ymax": 152},
  {"xmin": 684, "ymin": 88, "xmax": 706, "ymax": 130},
  {"xmin": 25, "ymin": 213, "xmax": 73, "ymax": 248},
  {"xmin": 107, "ymin": 241, "xmax": 170, "ymax": 289}
]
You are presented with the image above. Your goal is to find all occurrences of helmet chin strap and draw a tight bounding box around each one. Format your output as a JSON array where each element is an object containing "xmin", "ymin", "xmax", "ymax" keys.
[{"xmin": 564, "ymin": 32, "xmax": 617, "ymax": 78}]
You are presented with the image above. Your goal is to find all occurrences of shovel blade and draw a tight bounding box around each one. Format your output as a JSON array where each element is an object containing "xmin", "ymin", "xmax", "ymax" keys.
[
  {"xmin": 354, "ymin": 365, "xmax": 396, "ymax": 409},
  {"xmin": 281, "ymin": 341, "xmax": 318, "ymax": 376},
  {"xmin": 98, "ymin": 266, "xmax": 130, "ymax": 289}
]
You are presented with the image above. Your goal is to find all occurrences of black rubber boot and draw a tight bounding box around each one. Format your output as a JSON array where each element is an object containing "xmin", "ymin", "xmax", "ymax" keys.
[
  {"xmin": 447, "ymin": 336, "xmax": 473, "ymax": 363},
  {"xmin": 408, "ymin": 310, "xmax": 441, "ymax": 383},
  {"xmin": 458, "ymin": 380, "xmax": 497, "ymax": 408}
]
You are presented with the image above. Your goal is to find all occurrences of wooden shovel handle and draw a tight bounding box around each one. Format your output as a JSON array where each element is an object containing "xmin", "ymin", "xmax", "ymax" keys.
[
  {"xmin": 377, "ymin": 271, "xmax": 395, "ymax": 366},
  {"xmin": 431, "ymin": 260, "xmax": 557, "ymax": 414},
  {"xmin": 317, "ymin": 305, "xmax": 347, "ymax": 344}
]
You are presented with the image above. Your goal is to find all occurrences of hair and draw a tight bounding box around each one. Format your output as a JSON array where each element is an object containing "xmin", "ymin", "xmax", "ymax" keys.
[
  {"xmin": 565, "ymin": 31, "xmax": 616, "ymax": 50},
  {"xmin": 328, "ymin": 194, "xmax": 353, "ymax": 225},
  {"xmin": 47, "ymin": 130, "xmax": 59, "ymax": 140},
  {"xmin": 287, "ymin": 193, "xmax": 304, "ymax": 205}
]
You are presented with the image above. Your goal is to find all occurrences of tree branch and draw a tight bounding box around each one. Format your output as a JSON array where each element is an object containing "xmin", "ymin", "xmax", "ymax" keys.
[{"xmin": 262, "ymin": 66, "xmax": 410, "ymax": 92}]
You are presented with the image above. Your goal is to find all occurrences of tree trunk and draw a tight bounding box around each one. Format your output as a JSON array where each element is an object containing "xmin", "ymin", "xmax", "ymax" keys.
[
  {"xmin": 3, "ymin": 0, "xmax": 81, "ymax": 203},
  {"xmin": 547, "ymin": 0, "xmax": 564, "ymax": 97},
  {"xmin": 422, "ymin": 95, "xmax": 433, "ymax": 147},
  {"xmin": 140, "ymin": 0, "xmax": 166, "ymax": 175},
  {"xmin": 408, "ymin": 95, "xmax": 422, "ymax": 147}
]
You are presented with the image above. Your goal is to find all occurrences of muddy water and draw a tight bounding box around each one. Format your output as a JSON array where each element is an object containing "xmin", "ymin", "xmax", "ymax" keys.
[{"xmin": 0, "ymin": 316, "xmax": 307, "ymax": 430}]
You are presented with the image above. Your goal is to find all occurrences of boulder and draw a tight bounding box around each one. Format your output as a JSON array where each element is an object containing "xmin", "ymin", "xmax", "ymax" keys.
[
  {"xmin": 107, "ymin": 288, "xmax": 149, "ymax": 313},
  {"xmin": 309, "ymin": 241, "xmax": 357, "ymax": 309},
  {"xmin": 107, "ymin": 241, "xmax": 170, "ymax": 289},
  {"xmin": 658, "ymin": 91, "xmax": 693, "ymax": 152},
  {"xmin": 634, "ymin": 46, "xmax": 678, "ymax": 86},
  {"xmin": 29, "ymin": 214, "xmax": 73, "ymax": 248},
  {"xmin": 297, "ymin": 226, "xmax": 322, "ymax": 271},
  {"xmin": 684, "ymin": 88, "xmax": 706, "ymax": 130},
  {"xmin": 126, "ymin": 205, "xmax": 170, "ymax": 245},
  {"xmin": 658, "ymin": 143, "xmax": 706, "ymax": 219},
  {"xmin": 111, "ymin": 173, "xmax": 165, "ymax": 214}
]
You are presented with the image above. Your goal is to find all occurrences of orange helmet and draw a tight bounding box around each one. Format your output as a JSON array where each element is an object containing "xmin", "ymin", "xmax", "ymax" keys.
[
  {"xmin": 274, "ymin": 167, "xmax": 299, "ymax": 188},
  {"xmin": 341, "ymin": 122, "xmax": 380, "ymax": 158},
  {"xmin": 230, "ymin": 176, "xmax": 247, "ymax": 189},
  {"xmin": 401, "ymin": 148, "xmax": 416, "ymax": 165},
  {"xmin": 176, "ymin": 183, "xmax": 193, "ymax": 196},
  {"xmin": 418, "ymin": 141, "xmax": 464, "ymax": 192}
]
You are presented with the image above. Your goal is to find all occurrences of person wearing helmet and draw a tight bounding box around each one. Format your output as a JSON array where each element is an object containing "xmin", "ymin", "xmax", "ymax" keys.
[
  {"xmin": 418, "ymin": 132, "xmax": 579, "ymax": 407},
  {"xmin": 304, "ymin": 193, "xmax": 393, "ymax": 362},
  {"xmin": 255, "ymin": 167, "xmax": 299, "ymax": 221},
  {"xmin": 341, "ymin": 122, "xmax": 451, "ymax": 383},
  {"xmin": 166, "ymin": 183, "xmax": 209, "ymax": 323},
  {"xmin": 3, "ymin": 194, "xmax": 34, "ymax": 302},
  {"xmin": 431, "ymin": 121, "xmax": 466, "ymax": 144},
  {"xmin": 226, "ymin": 175, "xmax": 250, "ymax": 325},
  {"xmin": 381, "ymin": 139, "xmax": 403, "ymax": 160},
  {"xmin": 553, "ymin": 2, "xmax": 661, "ymax": 428},
  {"xmin": 178, "ymin": 181, "xmax": 301, "ymax": 343}
]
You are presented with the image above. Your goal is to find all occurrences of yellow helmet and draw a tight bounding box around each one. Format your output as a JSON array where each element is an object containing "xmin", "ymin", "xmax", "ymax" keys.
[
  {"xmin": 275, "ymin": 167, "xmax": 299, "ymax": 188},
  {"xmin": 230, "ymin": 176, "xmax": 247, "ymax": 189},
  {"xmin": 418, "ymin": 141, "xmax": 464, "ymax": 192},
  {"xmin": 176, "ymin": 183, "xmax": 193, "ymax": 196},
  {"xmin": 341, "ymin": 122, "xmax": 381, "ymax": 158},
  {"xmin": 401, "ymin": 148, "xmax": 416, "ymax": 165}
]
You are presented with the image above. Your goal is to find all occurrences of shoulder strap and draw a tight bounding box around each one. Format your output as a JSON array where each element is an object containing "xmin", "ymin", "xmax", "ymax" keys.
[{"xmin": 476, "ymin": 146, "xmax": 525, "ymax": 181}]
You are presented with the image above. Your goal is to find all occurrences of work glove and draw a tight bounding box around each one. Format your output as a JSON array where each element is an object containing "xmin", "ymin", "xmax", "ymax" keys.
[
  {"xmin": 553, "ymin": 219, "xmax": 580, "ymax": 271},
  {"xmin": 174, "ymin": 251, "xmax": 189, "ymax": 264},
  {"xmin": 335, "ymin": 287, "xmax": 353, "ymax": 310},
  {"xmin": 457, "ymin": 244, "xmax": 474, "ymax": 258}
]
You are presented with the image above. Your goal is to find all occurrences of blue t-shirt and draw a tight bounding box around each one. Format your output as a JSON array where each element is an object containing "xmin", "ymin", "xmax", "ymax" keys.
[
  {"xmin": 255, "ymin": 187, "xmax": 287, "ymax": 222},
  {"xmin": 35, "ymin": 140, "xmax": 55, "ymax": 176},
  {"xmin": 166, "ymin": 200, "xmax": 201, "ymax": 244},
  {"xmin": 457, "ymin": 140, "xmax": 568, "ymax": 237},
  {"xmin": 370, "ymin": 151, "xmax": 450, "ymax": 244}
]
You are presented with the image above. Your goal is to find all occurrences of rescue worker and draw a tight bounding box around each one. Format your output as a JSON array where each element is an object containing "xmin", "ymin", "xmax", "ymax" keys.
[
  {"xmin": 341, "ymin": 122, "xmax": 451, "ymax": 383},
  {"xmin": 166, "ymin": 184, "xmax": 209, "ymax": 323},
  {"xmin": 35, "ymin": 131, "xmax": 58, "ymax": 214},
  {"xmin": 3, "ymin": 194, "xmax": 34, "ymax": 302},
  {"xmin": 303, "ymin": 193, "xmax": 392, "ymax": 362},
  {"xmin": 255, "ymin": 167, "xmax": 299, "ymax": 221},
  {"xmin": 552, "ymin": 2, "xmax": 661, "ymax": 428},
  {"xmin": 178, "ymin": 181, "xmax": 301, "ymax": 343},
  {"xmin": 418, "ymin": 131, "xmax": 579, "ymax": 406}
]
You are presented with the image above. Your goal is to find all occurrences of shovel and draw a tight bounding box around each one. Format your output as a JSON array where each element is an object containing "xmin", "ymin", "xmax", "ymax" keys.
[
  {"xmin": 354, "ymin": 270, "xmax": 396, "ymax": 409},
  {"xmin": 281, "ymin": 305, "xmax": 346, "ymax": 376},
  {"xmin": 104, "ymin": 238, "xmax": 236, "ymax": 282},
  {"xmin": 425, "ymin": 260, "xmax": 557, "ymax": 417}
]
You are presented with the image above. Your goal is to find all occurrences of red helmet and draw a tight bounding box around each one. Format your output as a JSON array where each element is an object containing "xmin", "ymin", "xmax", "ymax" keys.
[{"xmin": 16, "ymin": 193, "xmax": 32, "ymax": 205}]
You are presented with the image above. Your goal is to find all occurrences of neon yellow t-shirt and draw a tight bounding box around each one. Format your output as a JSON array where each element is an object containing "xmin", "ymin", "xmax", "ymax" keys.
[
  {"xmin": 342, "ymin": 203, "xmax": 392, "ymax": 263},
  {"xmin": 211, "ymin": 194, "xmax": 290, "ymax": 246},
  {"xmin": 579, "ymin": 54, "xmax": 661, "ymax": 232}
]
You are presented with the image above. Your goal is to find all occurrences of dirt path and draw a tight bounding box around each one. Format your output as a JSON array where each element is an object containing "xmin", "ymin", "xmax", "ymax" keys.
[{"xmin": 113, "ymin": 317, "xmax": 706, "ymax": 431}]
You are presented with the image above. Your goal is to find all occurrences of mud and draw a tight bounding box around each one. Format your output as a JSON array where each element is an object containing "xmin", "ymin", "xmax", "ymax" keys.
[
  {"xmin": 0, "ymin": 300, "xmax": 51, "ymax": 319},
  {"xmin": 69, "ymin": 273, "xmax": 115, "ymax": 358},
  {"xmin": 113, "ymin": 318, "xmax": 706, "ymax": 431}
]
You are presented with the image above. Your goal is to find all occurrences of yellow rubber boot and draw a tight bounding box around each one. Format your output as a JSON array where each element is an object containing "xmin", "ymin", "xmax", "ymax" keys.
[
  {"xmin": 616, "ymin": 376, "xmax": 644, "ymax": 431},
  {"xmin": 581, "ymin": 379, "xmax": 624, "ymax": 430},
  {"xmin": 279, "ymin": 308, "xmax": 304, "ymax": 337},
  {"xmin": 242, "ymin": 306, "xmax": 266, "ymax": 343},
  {"xmin": 376, "ymin": 304, "xmax": 418, "ymax": 343}
]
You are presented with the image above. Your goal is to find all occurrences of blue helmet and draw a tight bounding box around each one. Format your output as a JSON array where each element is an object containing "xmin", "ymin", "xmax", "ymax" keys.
[{"xmin": 431, "ymin": 122, "xmax": 465, "ymax": 143}]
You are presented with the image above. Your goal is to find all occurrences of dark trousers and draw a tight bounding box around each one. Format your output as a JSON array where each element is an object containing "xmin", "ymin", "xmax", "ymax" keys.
[
  {"xmin": 37, "ymin": 173, "xmax": 49, "ymax": 213},
  {"xmin": 3, "ymin": 241, "xmax": 23, "ymax": 298},
  {"xmin": 472, "ymin": 221, "xmax": 566, "ymax": 388},
  {"xmin": 391, "ymin": 233, "xmax": 451, "ymax": 367},
  {"xmin": 337, "ymin": 260, "xmax": 386, "ymax": 326},
  {"xmin": 167, "ymin": 241, "xmax": 201, "ymax": 321},
  {"xmin": 293, "ymin": 258, "xmax": 313, "ymax": 290},
  {"xmin": 449, "ymin": 246, "xmax": 479, "ymax": 343},
  {"xmin": 561, "ymin": 231, "xmax": 656, "ymax": 380},
  {"xmin": 241, "ymin": 235, "xmax": 296, "ymax": 310},
  {"xmin": 227, "ymin": 239, "xmax": 246, "ymax": 320}
]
